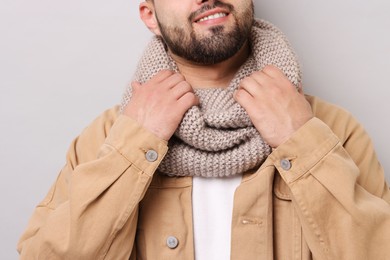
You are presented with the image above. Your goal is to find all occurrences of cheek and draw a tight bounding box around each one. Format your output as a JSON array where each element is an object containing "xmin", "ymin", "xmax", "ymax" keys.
[
  {"xmin": 159, "ymin": 14, "xmax": 190, "ymax": 31},
  {"xmin": 155, "ymin": 2, "xmax": 191, "ymax": 26},
  {"xmin": 235, "ymin": 1, "xmax": 254, "ymax": 16}
]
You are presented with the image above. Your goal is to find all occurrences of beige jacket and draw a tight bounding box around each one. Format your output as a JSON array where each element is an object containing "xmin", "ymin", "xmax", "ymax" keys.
[{"xmin": 18, "ymin": 95, "xmax": 390, "ymax": 260}]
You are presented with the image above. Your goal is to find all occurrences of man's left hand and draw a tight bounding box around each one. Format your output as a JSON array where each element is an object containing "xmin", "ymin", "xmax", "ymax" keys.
[{"xmin": 234, "ymin": 65, "xmax": 313, "ymax": 148}]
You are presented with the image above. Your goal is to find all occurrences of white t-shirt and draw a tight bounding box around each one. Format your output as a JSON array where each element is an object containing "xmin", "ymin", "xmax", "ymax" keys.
[{"xmin": 192, "ymin": 175, "xmax": 242, "ymax": 260}]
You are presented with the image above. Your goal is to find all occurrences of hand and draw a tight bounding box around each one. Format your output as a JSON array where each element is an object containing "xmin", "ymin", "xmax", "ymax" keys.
[
  {"xmin": 123, "ymin": 70, "xmax": 198, "ymax": 141},
  {"xmin": 234, "ymin": 65, "xmax": 313, "ymax": 148}
]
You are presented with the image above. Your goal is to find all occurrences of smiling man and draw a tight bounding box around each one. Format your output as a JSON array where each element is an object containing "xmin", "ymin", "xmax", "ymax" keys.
[{"xmin": 18, "ymin": 0, "xmax": 390, "ymax": 259}]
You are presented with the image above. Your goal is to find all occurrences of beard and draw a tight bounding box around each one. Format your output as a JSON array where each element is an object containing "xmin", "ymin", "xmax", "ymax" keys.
[{"xmin": 155, "ymin": 1, "xmax": 254, "ymax": 65}]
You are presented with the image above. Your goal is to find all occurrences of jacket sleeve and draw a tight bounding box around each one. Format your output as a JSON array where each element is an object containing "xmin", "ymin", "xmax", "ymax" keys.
[
  {"xmin": 17, "ymin": 108, "xmax": 168, "ymax": 260},
  {"xmin": 270, "ymin": 112, "xmax": 390, "ymax": 260}
]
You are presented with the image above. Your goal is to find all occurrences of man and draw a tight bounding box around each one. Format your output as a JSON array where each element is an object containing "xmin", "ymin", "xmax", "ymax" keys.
[{"xmin": 18, "ymin": 0, "xmax": 390, "ymax": 259}]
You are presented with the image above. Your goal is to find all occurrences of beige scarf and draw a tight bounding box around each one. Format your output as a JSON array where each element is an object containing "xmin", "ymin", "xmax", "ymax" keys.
[{"xmin": 121, "ymin": 19, "xmax": 301, "ymax": 178}]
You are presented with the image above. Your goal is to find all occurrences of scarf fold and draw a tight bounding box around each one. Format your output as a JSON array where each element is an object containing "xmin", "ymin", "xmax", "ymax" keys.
[{"xmin": 121, "ymin": 19, "xmax": 301, "ymax": 178}]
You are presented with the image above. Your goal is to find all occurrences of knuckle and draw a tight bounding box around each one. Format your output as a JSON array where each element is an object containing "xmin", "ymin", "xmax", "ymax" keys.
[
  {"xmin": 253, "ymin": 69, "xmax": 263, "ymax": 76},
  {"xmin": 161, "ymin": 69, "xmax": 173, "ymax": 75},
  {"xmin": 181, "ymin": 81, "xmax": 192, "ymax": 91},
  {"xmin": 264, "ymin": 64, "xmax": 276, "ymax": 71},
  {"xmin": 234, "ymin": 89, "xmax": 247, "ymax": 101},
  {"xmin": 184, "ymin": 91, "xmax": 195, "ymax": 99},
  {"xmin": 174, "ymin": 81, "xmax": 192, "ymax": 94},
  {"xmin": 158, "ymin": 70, "xmax": 174, "ymax": 78},
  {"xmin": 235, "ymin": 89, "xmax": 243, "ymax": 98},
  {"xmin": 241, "ymin": 77, "xmax": 256, "ymax": 88},
  {"xmin": 184, "ymin": 92, "xmax": 197, "ymax": 104},
  {"xmin": 173, "ymin": 73, "xmax": 185, "ymax": 81},
  {"xmin": 240, "ymin": 78, "xmax": 250, "ymax": 86}
]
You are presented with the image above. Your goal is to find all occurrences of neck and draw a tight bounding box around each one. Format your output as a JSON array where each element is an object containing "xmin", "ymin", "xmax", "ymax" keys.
[{"xmin": 169, "ymin": 42, "xmax": 250, "ymax": 89}]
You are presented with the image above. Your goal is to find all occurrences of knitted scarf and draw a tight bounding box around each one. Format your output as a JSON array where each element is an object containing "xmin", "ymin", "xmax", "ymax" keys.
[{"xmin": 121, "ymin": 19, "xmax": 301, "ymax": 178}]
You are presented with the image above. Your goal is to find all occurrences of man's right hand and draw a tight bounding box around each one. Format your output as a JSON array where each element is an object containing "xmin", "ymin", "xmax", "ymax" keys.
[{"xmin": 123, "ymin": 70, "xmax": 198, "ymax": 141}]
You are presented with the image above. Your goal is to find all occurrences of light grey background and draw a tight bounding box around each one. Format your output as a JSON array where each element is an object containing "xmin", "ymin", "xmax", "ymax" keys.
[{"xmin": 1, "ymin": 0, "xmax": 389, "ymax": 258}]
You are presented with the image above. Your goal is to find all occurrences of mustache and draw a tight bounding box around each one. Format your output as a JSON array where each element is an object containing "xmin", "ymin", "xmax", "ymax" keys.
[{"xmin": 188, "ymin": 1, "xmax": 234, "ymax": 22}]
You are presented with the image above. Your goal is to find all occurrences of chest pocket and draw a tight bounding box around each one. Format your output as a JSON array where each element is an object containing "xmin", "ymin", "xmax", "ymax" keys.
[
  {"xmin": 273, "ymin": 171, "xmax": 312, "ymax": 260},
  {"xmin": 136, "ymin": 174, "xmax": 194, "ymax": 260}
]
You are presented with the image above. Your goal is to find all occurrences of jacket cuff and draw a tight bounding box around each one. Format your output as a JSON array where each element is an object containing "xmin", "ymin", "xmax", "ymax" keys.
[
  {"xmin": 269, "ymin": 117, "xmax": 340, "ymax": 184},
  {"xmin": 104, "ymin": 115, "xmax": 168, "ymax": 177}
]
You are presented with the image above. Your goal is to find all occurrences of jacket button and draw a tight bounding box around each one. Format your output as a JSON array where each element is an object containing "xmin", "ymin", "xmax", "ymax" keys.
[
  {"xmin": 166, "ymin": 236, "xmax": 179, "ymax": 249},
  {"xmin": 280, "ymin": 159, "xmax": 292, "ymax": 171},
  {"xmin": 145, "ymin": 150, "xmax": 158, "ymax": 162}
]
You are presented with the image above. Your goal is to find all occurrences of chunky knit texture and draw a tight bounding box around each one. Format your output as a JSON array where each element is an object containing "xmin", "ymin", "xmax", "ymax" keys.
[{"xmin": 121, "ymin": 19, "xmax": 301, "ymax": 178}]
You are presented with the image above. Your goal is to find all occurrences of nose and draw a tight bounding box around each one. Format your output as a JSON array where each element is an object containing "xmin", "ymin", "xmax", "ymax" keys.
[{"xmin": 196, "ymin": 0, "xmax": 208, "ymax": 4}]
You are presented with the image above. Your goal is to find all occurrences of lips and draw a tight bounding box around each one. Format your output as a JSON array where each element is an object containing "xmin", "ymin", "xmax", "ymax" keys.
[
  {"xmin": 193, "ymin": 8, "xmax": 230, "ymax": 23},
  {"xmin": 197, "ymin": 12, "xmax": 228, "ymax": 22}
]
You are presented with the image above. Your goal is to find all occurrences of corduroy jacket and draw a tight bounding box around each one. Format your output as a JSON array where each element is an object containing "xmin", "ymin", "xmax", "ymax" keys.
[{"xmin": 18, "ymin": 95, "xmax": 390, "ymax": 259}]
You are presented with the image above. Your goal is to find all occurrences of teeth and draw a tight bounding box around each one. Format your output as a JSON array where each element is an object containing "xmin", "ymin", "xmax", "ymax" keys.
[{"xmin": 198, "ymin": 13, "xmax": 227, "ymax": 22}]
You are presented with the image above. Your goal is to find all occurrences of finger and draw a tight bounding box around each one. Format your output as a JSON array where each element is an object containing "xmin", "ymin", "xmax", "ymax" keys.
[
  {"xmin": 177, "ymin": 92, "xmax": 199, "ymax": 113},
  {"xmin": 171, "ymin": 81, "xmax": 193, "ymax": 100},
  {"xmin": 262, "ymin": 65, "xmax": 284, "ymax": 79},
  {"xmin": 262, "ymin": 65, "xmax": 296, "ymax": 93},
  {"xmin": 150, "ymin": 70, "xmax": 175, "ymax": 84},
  {"xmin": 233, "ymin": 88, "xmax": 254, "ymax": 111},
  {"xmin": 239, "ymin": 77, "xmax": 261, "ymax": 98},
  {"xmin": 163, "ymin": 73, "xmax": 186, "ymax": 90},
  {"xmin": 250, "ymin": 70, "xmax": 272, "ymax": 87}
]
